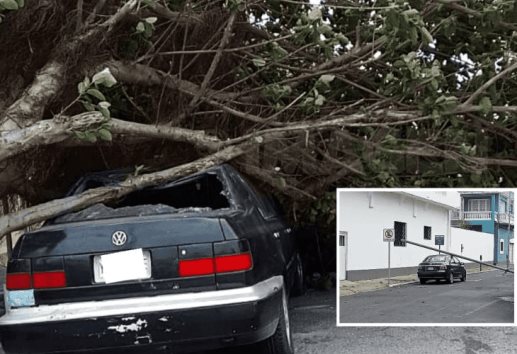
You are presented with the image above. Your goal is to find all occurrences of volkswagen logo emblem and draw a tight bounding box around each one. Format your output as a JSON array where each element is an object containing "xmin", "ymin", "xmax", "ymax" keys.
[{"xmin": 112, "ymin": 231, "xmax": 127, "ymax": 246}]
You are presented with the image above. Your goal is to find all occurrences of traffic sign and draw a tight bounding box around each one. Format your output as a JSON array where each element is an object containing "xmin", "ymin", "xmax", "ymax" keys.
[
  {"xmin": 435, "ymin": 235, "xmax": 445, "ymax": 246},
  {"xmin": 383, "ymin": 228, "xmax": 394, "ymax": 242}
]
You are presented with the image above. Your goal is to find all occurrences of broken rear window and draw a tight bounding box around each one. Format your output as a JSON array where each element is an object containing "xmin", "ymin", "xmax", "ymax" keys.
[{"xmin": 54, "ymin": 172, "xmax": 231, "ymax": 223}]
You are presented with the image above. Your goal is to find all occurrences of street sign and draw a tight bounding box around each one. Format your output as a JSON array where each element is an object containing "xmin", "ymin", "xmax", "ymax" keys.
[
  {"xmin": 435, "ymin": 235, "xmax": 445, "ymax": 246},
  {"xmin": 383, "ymin": 228, "xmax": 394, "ymax": 242}
]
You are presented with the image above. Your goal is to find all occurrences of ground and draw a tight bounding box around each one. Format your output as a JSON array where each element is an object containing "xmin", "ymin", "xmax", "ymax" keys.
[
  {"xmin": 340, "ymin": 270, "xmax": 514, "ymax": 323},
  {"xmin": 1, "ymin": 285, "xmax": 517, "ymax": 353}
]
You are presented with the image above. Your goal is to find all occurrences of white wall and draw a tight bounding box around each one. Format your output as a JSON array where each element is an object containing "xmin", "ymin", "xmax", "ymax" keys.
[
  {"xmin": 338, "ymin": 192, "xmax": 451, "ymax": 272},
  {"xmin": 450, "ymin": 228, "xmax": 493, "ymax": 263}
]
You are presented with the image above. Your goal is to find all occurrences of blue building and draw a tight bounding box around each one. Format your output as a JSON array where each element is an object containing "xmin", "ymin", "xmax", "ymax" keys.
[{"xmin": 452, "ymin": 192, "xmax": 514, "ymax": 264}]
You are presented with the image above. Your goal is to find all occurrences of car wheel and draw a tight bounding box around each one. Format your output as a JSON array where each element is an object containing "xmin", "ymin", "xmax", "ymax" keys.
[
  {"xmin": 419, "ymin": 278, "xmax": 426, "ymax": 285},
  {"xmin": 256, "ymin": 288, "xmax": 294, "ymax": 354},
  {"xmin": 291, "ymin": 253, "xmax": 306, "ymax": 296},
  {"xmin": 460, "ymin": 271, "xmax": 466, "ymax": 282},
  {"xmin": 447, "ymin": 271, "xmax": 454, "ymax": 284}
]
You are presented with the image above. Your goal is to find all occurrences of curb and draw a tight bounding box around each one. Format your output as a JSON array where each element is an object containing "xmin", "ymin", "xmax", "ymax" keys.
[{"xmin": 388, "ymin": 280, "xmax": 419, "ymax": 288}]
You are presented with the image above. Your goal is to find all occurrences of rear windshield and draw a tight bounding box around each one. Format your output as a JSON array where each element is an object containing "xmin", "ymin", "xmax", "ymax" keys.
[
  {"xmin": 53, "ymin": 172, "xmax": 231, "ymax": 223},
  {"xmin": 423, "ymin": 255, "xmax": 448, "ymax": 263}
]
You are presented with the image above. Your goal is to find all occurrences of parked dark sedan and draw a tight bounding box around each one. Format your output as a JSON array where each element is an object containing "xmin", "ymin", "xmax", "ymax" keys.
[
  {"xmin": 417, "ymin": 254, "xmax": 467, "ymax": 284},
  {"xmin": 0, "ymin": 164, "xmax": 304, "ymax": 354}
]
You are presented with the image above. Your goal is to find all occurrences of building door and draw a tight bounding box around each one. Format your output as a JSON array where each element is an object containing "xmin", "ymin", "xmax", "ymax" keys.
[
  {"xmin": 339, "ymin": 231, "xmax": 348, "ymax": 280},
  {"xmin": 510, "ymin": 241, "xmax": 514, "ymax": 265}
]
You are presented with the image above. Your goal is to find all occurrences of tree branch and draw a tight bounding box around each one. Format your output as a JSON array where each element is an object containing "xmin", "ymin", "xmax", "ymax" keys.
[
  {"xmin": 0, "ymin": 144, "xmax": 248, "ymax": 236},
  {"xmin": 188, "ymin": 11, "xmax": 237, "ymax": 109},
  {"xmin": 0, "ymin": 0, "xmax": 139, "ymax": 131},
  {"xmin": 462, "ymin": 61, "xmax": 517, "ymax": 106},
  {"xmin": 0, "ymin": 112, "xmax": 223, "ymax": 163}
]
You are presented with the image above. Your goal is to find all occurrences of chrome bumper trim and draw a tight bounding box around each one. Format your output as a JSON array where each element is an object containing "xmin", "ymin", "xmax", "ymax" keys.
[{"xmin": 0, "ymin": 276, "xmax": 283, "ymax": 325}]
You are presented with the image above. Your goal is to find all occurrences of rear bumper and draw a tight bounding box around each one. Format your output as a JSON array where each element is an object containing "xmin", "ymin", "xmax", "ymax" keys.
[
  {"xmin": 417, "ymin": 270, "xmax": 447, "ymax": 279},
  {"xmin": 0, "ymin": 276, "xmax": 283, "ymax": 354}
]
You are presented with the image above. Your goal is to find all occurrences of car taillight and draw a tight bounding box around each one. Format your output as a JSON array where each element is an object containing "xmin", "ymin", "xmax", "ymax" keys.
[
  {"xmin": 6, "ymin": 273, "xmax": 32, "ymax": 290},
  {"xmin": 179, "ymin": 258, "xmax": 215, "ymax": 277},
  {"xmin": 179, "ymin": 252, "xmax": 253, "ymax": 277},
  {"xmin": 215, "ymin": 253, "xmax": 253, "ymax": 273},
  {"xmin": 32, "ymin": 271, "xmax": 67, "ymax": 289}
]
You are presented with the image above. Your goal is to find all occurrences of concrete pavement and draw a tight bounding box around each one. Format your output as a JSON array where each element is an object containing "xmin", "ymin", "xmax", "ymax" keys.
[
  {"xmin": 340, "ymin": 270, "xmax": 514, "ymax": 323},
  {"xmin": 340, "ymin": 266, "xmax": 507, "ymax": 297},
  {"xmin": 1, "ymin": 287, "xmax": 517, "ymax": 353}
]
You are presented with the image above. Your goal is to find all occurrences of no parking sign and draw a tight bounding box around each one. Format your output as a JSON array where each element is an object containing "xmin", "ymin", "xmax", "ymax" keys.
[{"xmin": 383, "ymin": 228, "xmax": 394, "ymax": 242}]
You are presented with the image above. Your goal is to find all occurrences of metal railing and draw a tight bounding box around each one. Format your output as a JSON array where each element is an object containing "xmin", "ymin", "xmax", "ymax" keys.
[{"xmin": 451, "ymin": 210, "xmax": 493, "ymax": 220}]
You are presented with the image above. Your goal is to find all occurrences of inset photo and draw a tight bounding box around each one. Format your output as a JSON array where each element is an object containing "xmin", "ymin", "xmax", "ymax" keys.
[{"xmin": 337, "ymin": 190, "xmax": 515, "ymax": 325}]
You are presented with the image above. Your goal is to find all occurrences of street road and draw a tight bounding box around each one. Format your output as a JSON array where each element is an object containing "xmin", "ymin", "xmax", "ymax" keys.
[
  {"xmin": 1, "ymin": 285, "xmax": 517, "ymax": 353},
  {"xmin": 340, "ymin": 270, "xmax": 514, "ymax": 323}
]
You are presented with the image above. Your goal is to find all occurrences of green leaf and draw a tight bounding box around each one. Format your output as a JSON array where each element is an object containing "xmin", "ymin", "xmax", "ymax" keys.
[
  {"xmin": 16, "ymin": 0, "xmax": 23, "ymax": 8},
  {"xmin": 144, "ymin": 17, "xmax": 157, "ymax": 24},
  {"xmin": 86, "ymin": 88, "xmax": 106, "ymax": 101},
  {"xmin": 430, "ymin": 79, "xmax": 439, "ymax": 90},
  {"xmin": 81, "ymin": 101, "xmax": 95, "ymax": 111},
  {"xmin": 470, "ymin": 173, "xmax": 482, "ymax": 184},
  {"xmin": 83, "ymin": 131, "xmax": 97, "ymax": 143},
  {"xmin": 92, "ymin": 68, "xmax": 117, "ymax": 87},
  {"xmin": 308, "ymin": 7, "xmax": 321, "ymax": 21},
  {"xmin": 77, "ymin": 82, "xmax": 87, "ymax": 95},
  {"xmin": 83, "ymin": 76, "xmax": 91, "ymax": 88},
  {"xmin": 74, "ymin": 131, "xmax": 86, "ymax": 140},
  {"xmin": 421, "ymin": 27, "xmax": 433, "ymax": 45},
  {"xmin": 143, "ymin": 22, "xmax": 153, "ymax": 38},
  {"xmin": 97, "ymin": 128, "xmax": 112, "ymax": 142},
  {"xmin": 0, "ymin": 0, "xmax": 19, "ymax": 10},
  {"xmin": 252, "ymin": 58, "xmax": 266, "ymax": 67},
  {"xmin": 277, "ymin": 177, "xmax": 287, "ymax": 189},
  {"xmin": 136, "ymin": 21, "xmax": 145, "ymax": 33},
  {"xmin": 314, "ymin": 94, "xmax": 325, "ymax": 106},
  {"xmin": 98, "ymin": 101, "xmax": 111, "ymax": 109},
  {"xmin": 409, "ymin": 27, "xmax": 418, "ymax": 44},
  {"xmin": 98, "ymin": 105, "xmax": 111, "ymax": 119},
  {"xmin": 479, "ymin": 96, "xmax": 492, "ymax": 114},
  {"xmin": 319, "ymin": 74, "xmax": 335, "ymax": 84}
]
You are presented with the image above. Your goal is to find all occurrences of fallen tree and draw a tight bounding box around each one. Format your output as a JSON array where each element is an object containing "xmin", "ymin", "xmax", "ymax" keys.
[{"xmin": 0, "ymin": 0, "xmax": 516, "ymax": 237}]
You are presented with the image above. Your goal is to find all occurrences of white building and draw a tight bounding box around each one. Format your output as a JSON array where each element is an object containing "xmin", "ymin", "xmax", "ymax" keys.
[{"xmin": 338, "ymin": 191, "xmax": 493, "ymax": 281}]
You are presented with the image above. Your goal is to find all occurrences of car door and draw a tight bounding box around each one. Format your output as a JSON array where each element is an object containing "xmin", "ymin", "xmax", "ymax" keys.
[{"xmin": 450, "ymin": 257, "xmax": 460, "ymax": 276}]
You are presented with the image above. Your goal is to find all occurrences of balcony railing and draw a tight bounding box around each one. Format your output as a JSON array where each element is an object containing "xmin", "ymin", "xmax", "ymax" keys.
[
  {"xmin": 451, "ymin": 210, "xmax": 492, "ymax": 220},
  {"xmin": 451, "ymin": 210, "xmax": 514, "ymax": 225}
]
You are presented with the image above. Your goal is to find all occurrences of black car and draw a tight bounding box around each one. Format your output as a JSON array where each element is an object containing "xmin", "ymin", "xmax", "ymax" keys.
[
  {"xmin": 417, "ymin": 254, "xmax": 466, "ymax": 284},
  {"xmin": 0, "ymin": 164, "xmax": 304, "ymax": 354}
]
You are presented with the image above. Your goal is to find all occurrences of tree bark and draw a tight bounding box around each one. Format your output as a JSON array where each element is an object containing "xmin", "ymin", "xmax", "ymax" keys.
[{"xmin": 0, "ymin": 112, "xmax": 223, "ymax": 163}]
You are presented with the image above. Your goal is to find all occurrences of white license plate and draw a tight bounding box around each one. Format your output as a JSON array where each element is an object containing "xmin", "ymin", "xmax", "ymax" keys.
[
  {"xmin": 427, "ymin": 267, "xmax": 434, "ymax": 271},
  {"xmin": 93, "ymin": 249, "xmax": 151, "ymax": 284}
]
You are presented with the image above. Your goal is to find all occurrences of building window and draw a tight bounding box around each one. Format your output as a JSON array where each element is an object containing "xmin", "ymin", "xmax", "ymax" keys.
[
  {"xmin": 499, "ymin": 200, "xmax": 507, "ymax": 213},
  {"xmin": 468, "ymin": 199, "xmax": 490, "ymax": 212},
  {"xmin": 424, "ymin": 226, "xmax": 431, "ymax": 240},
  {"xmin": 339, "ymin": 235, "xmax": 345, "ymax": 246},
  {"xmin": 500, "ymin": 239, "xmax": 505, "ymax": 254},
  {"xmin": 394, "ymin": 221, "xmax": 407, "ymax": 246}
]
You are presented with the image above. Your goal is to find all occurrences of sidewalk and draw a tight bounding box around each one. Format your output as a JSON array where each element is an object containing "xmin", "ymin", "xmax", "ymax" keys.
[{"xmin": 340, "ymin": 266, "xmax": 501, "ymax": 297}]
